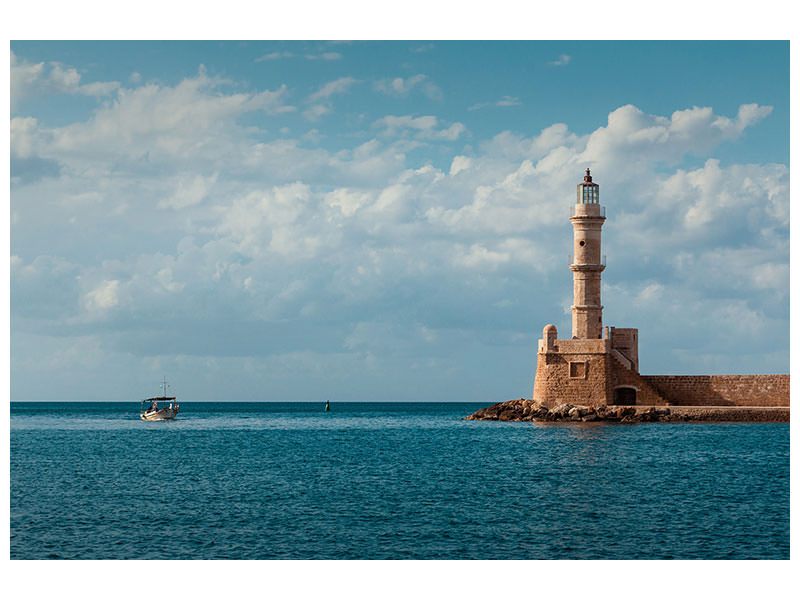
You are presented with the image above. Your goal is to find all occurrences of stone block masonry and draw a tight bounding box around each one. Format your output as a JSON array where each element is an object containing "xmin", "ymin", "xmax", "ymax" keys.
[
  {"xmin": 641, "ymin": 375, "xmax": 789, "ymax": 407},
  {"xmin": 532, "ymin": 350, "xmax": 612, "ymax": 408}
]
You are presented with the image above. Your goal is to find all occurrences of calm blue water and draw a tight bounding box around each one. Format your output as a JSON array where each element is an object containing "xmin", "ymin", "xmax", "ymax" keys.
[{"xmin": 10, "ymin": 402, "xmax": 789, "ymax": 559}]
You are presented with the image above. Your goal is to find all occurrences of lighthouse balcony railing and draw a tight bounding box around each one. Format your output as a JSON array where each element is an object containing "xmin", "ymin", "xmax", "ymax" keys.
[
  {"xmin": 569, "ymin": 254, "xmax": 606, "ymax": 267},
  {"xmin": 570, "ymin": 205, "xmax": 606, "ymax": 218}
]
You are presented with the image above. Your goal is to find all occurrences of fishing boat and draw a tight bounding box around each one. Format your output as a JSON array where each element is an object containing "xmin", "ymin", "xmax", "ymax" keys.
[{"xmin": 140, "ymin": 377, "xmax": 179, "ymax": 421}]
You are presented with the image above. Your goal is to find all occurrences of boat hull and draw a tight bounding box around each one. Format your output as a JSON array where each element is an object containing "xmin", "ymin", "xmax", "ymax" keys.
[{"xmin": 140, "ymin": 408, "xmax": 178, "ymax": 421}]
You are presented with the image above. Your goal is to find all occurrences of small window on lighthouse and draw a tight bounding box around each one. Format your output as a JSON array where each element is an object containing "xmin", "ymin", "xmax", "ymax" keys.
[
  {"xmin": 569, "ymin": 361, "xmax": 587, "ymax": 379},
  {"xmin": 579, "ymin": 241, "xmax": 585, "ymax": 246}
]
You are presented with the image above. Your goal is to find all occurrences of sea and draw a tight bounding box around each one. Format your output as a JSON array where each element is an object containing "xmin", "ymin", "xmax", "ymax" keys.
[{"xmin": 10, "ymin": 401, "xmax": 790, "ymax": 560}]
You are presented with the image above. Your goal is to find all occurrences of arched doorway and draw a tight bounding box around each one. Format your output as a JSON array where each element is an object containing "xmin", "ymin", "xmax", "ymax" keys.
[{"xmin": 613, "ymin": 387, "xmax": 637, "ymax": 405}]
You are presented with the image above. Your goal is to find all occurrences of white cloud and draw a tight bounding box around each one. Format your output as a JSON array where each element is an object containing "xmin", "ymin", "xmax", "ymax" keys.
[
  {"xmin": 479, "ymin": 123, "xmax": 577, "ymax": 160},
  {"xmin": 85, "ymin": 280, "xmax": 121, "ymax": 311},
  {"xmin": 373, "ymin": 115, "xmax": 466, "ymax": 141},
  {"xmin": 425, "ymin": 158, "xmax": 561, "ymax": 235},
  {"xmin": 159, "ymin": 173, "xmax": 218, "ymax": 210},
  {"xmin": 468, "ymin": 96, "xmax": 522, "ymax": 111},
  {"xmin": 375, "ymin": 74, "xmax": 426, "ymax": 95},
  {"xmin": 11, "ymin": 51, "xmax": 120, "ymax": 111},
  {"xmin": 304, "ymin": 77, "xmax": 359, "ymax": 119},
  {"xmin": 497, "ymin": 96, "xmax": 521, "ymax": 106},
  {"xmin": 20, "ymin": 69, "xmax": 294, "ymax": 165},
  {"xmin": 10, "ymin": 116, "xmax": 41, "ymax": 158},
  {"xmin": 302, "ymin": 104, "xmax": 332, "ymax": 121},
  {"xmin": 45, "ymin": 63, "xmax": 81, "ymax": 91},
  {"xmin": 308, "ymin": 76, "xmax": 359, "ymax": 102},
  {"xmin": 411, "ymin": 43, "xmax": 435, "ymax": 53},
  {"xmin": 255, "ymin": 51, "xmax": 294, "ymax": 61},
  {"xmin": 579, "ymin": 103, "xmax": 773, "ymax": 177},
  {"xmin": 326, "ymin": 188, "xmax": 372, "ymax": 217},
  {"xmin": 374, "ymin": 74, "xmax": 443, "ymax": 100},
  {"xmin": 549, "ymin": 54, "xmax": 571, "ymax": 66},
  {"xmin": 455, "ymin": 244, "xmax": 510, "ymax": 270},
  {"xmin": 215, "ymin": 183, "xmax": 317, "ymax": 258},
  {"xmin": 449, "ymin": 156, "xmax": 472, "ymax": 176},
  {"xmin": 305, "ymin": 52, "xmax": 342, "ymax": 60},
  {"xmin": 10, "ymin": 52, "xmax": 45, "ymax": 108},
  {"xmin": 156, "ymin": 267, "xmax": 185, "ymax": 293}
]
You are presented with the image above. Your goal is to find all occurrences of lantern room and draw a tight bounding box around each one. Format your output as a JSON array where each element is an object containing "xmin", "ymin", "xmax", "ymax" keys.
[{"xmin": 577, "ymin": 168, "xmax": 599, "ymax": 204}]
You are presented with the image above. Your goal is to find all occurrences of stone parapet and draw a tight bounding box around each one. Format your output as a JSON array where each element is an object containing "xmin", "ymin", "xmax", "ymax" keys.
[{"xmin": 537, "ymin": 338, "xmax": 609, "ymax": 354}]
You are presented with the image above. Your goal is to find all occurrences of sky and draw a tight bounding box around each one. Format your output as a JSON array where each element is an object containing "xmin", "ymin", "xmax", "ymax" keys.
[{"xmin": 9, "ymin": 40, "xmax": 790, "ymax": 401}]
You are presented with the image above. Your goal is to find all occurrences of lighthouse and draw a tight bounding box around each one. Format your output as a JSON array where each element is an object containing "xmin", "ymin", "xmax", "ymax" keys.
[
  {"xmin": 569, "ymin": 169, "xmax": 606, "ymax": 339},
  {"xmin": 475, "ymin": 168, "xmax": 790, "ymax": 416},
  {"xmin": 532, "ymin": 169, "xmax": 644, "ymax": 407}
]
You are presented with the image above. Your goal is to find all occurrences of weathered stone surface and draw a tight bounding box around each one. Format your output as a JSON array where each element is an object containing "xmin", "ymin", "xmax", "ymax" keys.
[
  {"xmin": 551, "ymin": 403, "xmax": 573, "ymax": 418},
  {"xmin": 464, "ymin": 400, "xmax": 789, "ymax": 423},
  {"xmin": 498, "ymin": 409, "xmax": 520, "ymax": 421},
  {"xmin": 464, "ymin": 398, "xmax": 531, "ymax": 421}
]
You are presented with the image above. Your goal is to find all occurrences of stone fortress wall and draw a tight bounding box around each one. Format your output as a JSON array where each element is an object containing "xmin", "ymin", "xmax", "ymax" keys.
[{"xmin": 642, "ymin": 375, "xmax": 790, "ymax": 407}]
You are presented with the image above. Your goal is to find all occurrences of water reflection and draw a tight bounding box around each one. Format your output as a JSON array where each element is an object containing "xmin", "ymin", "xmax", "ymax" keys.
[{"xmin": 532, "ymin": 420, "xmax": 617, "ymax": 440}]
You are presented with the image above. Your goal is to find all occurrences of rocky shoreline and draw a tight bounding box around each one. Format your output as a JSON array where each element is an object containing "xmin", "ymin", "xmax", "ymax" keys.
[{"xmin": 464, "ymin": 398, "xmax": 789, "ymax": 423}]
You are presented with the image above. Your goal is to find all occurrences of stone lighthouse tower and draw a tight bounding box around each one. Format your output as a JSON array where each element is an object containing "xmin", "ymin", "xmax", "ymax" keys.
[
  {"xmin": 570, "ymin": 169, "xmax": 606, "ymax": 339},
  {"xmin": 532, "ymin": 169, "xmax": 646, "ymax": 407}
]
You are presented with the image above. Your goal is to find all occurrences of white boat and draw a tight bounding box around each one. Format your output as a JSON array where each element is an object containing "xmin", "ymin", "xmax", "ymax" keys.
[{"xmin": 140, "ymin": 377, "xmax": 179, "ymax": 421}]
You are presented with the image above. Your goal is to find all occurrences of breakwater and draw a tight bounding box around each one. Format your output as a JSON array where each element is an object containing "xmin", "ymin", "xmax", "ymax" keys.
[{"xmin": 465, "ymin": 398, "xmax": 789, "ymax": 422}]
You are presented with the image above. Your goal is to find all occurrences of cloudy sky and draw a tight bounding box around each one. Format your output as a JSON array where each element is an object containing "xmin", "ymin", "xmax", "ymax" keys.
[{"xmin": 9, "ymin": 40, "xmax": 789, "ymax": 401}]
